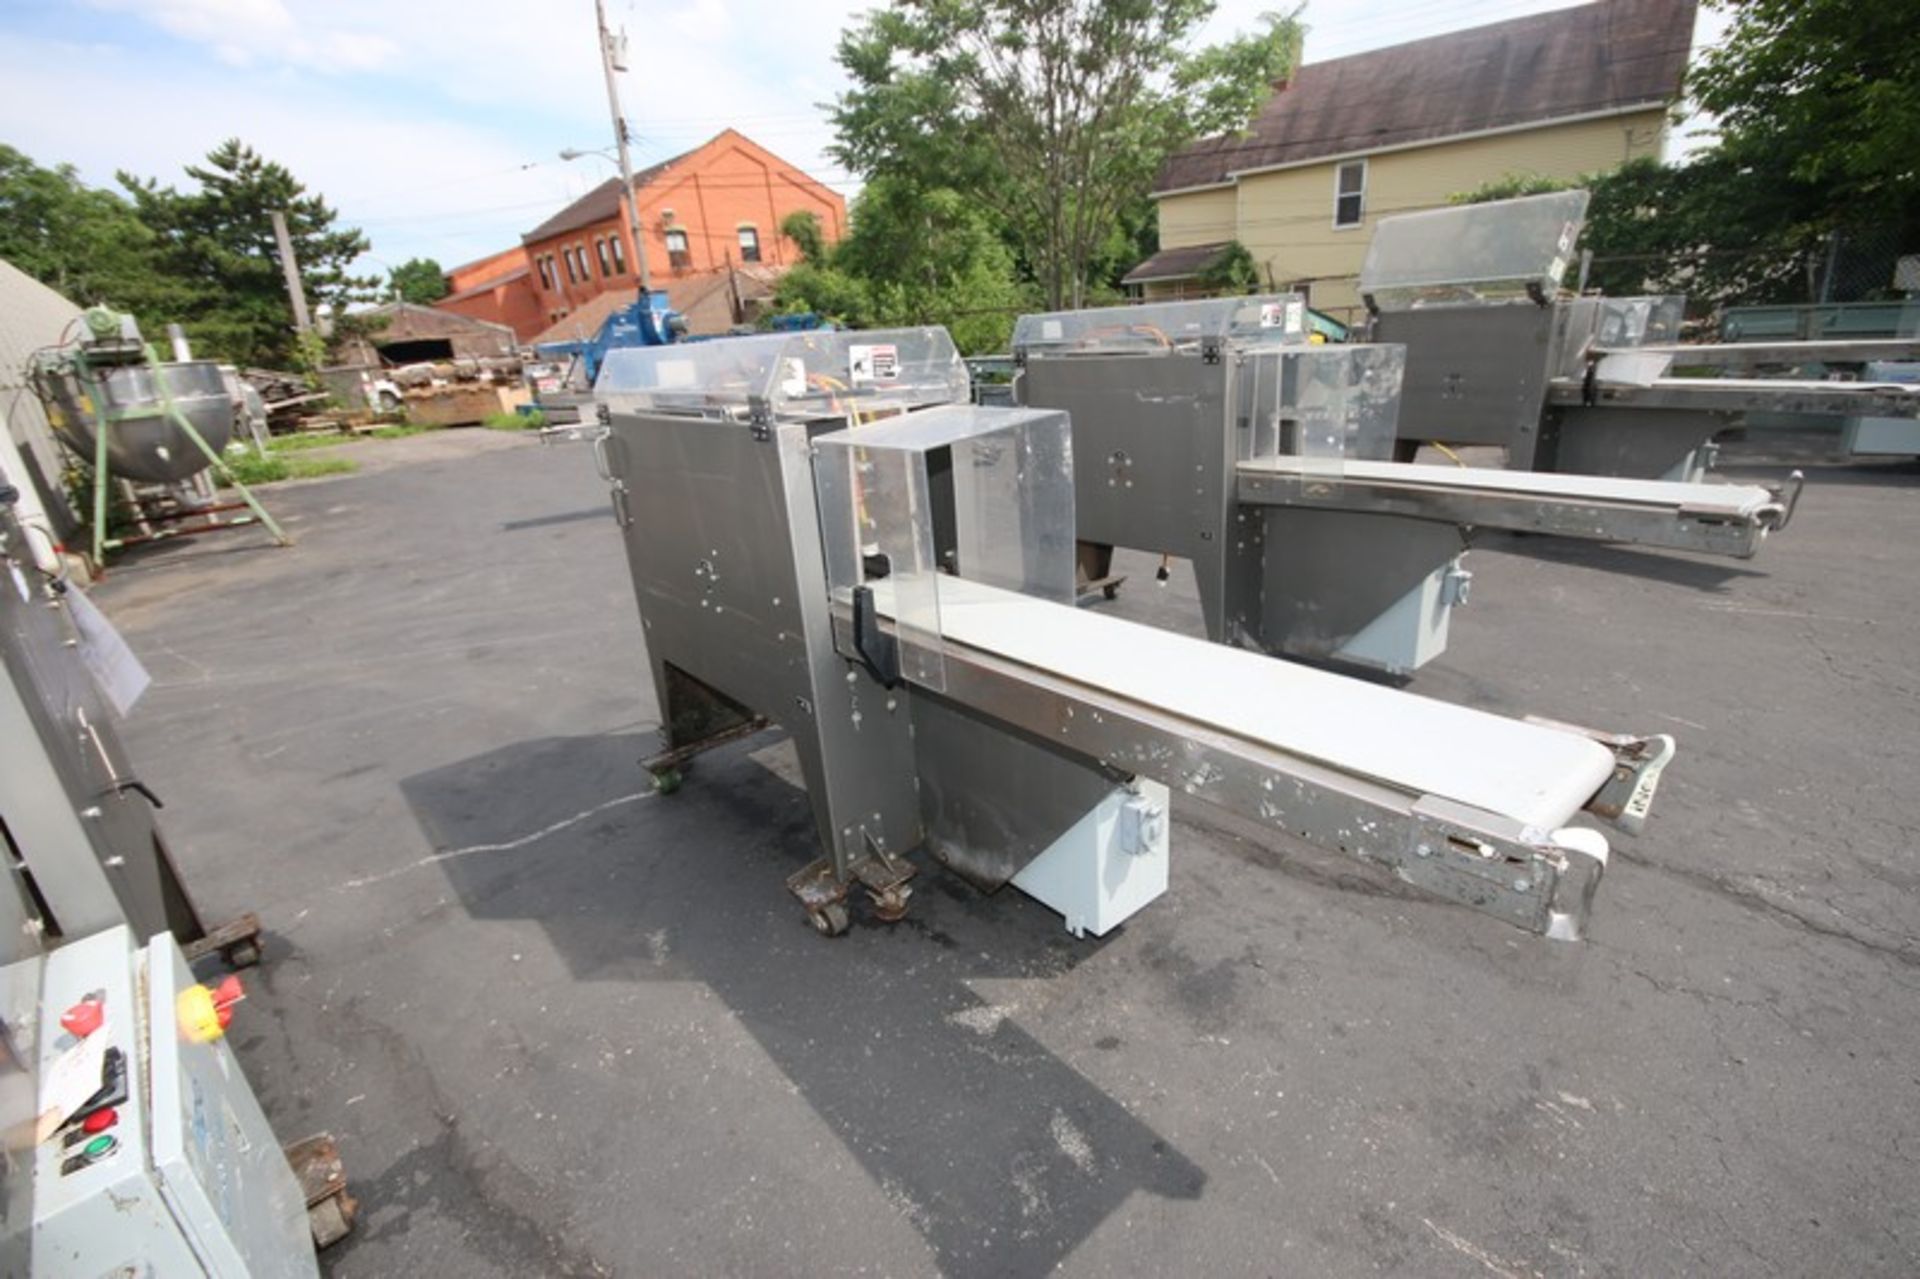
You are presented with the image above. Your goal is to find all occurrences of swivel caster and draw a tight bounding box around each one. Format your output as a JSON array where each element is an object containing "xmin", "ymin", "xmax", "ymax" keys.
[
  {"xmin": 810, "ymin": 903, "xmax": 850, "ymax": 937},
  {"xmin": 869, "ymin": 885, "xmax": 911, "ymax": 924}
]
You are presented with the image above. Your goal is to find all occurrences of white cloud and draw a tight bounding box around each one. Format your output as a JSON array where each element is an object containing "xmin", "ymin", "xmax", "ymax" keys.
[
  {"xmin": 82, "ymin": 0, "xmax": 399, "ymax": 72},
  {"xmin": 2, "ymin": 0, "xmax": 870, "ymax": 270},
  {"xmin": 0, "ymin": 33, "xmax": 574, "ymax": 269}
]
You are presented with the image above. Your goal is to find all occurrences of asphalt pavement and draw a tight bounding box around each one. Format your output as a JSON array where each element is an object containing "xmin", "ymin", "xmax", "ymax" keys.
[{"xmin": 91, "ymin": 430, "xmax": 1920, "ymax": 1276}]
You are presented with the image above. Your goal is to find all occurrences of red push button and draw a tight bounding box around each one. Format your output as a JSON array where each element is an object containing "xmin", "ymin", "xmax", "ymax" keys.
[
  {"xmin": 60, "ymin": 998, "xmax": 104, "ymax": 1039},
  {"xmin": 81, "ymin": 1107, "xmax": 117, "ymax": 1135}
]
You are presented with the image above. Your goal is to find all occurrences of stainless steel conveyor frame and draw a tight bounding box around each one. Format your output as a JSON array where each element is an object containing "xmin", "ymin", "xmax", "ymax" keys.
[
  {"xmin": 1360, "ymin": 193, "xmax": 1920, "ymax": 481},
  {"xmin": 586, "ymin": 328, "xmax": 1674, "ymax": 943},
  {"xmin": 1236, "ymin": 458, "xmax": 1800, "ymax": 559},
  {"xmin": 1012, "ymin": 297, "xmax": 1801, "ymax": 675}
]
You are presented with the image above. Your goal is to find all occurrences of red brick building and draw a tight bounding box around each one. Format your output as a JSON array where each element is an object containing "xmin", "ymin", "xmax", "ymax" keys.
[
  {"xmin": 437, "ymin": 246, "xmax": 545, "ymax": 341},
  {"xmin": 435, "ymin": 129, "xmax": 845, "ymax": 342}
]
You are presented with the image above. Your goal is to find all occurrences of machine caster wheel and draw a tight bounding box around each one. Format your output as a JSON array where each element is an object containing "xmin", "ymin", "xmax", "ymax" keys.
[
  {"xmin": 225, "ymin": 940, "xmax": 262, "ymax": 969},
  {"xmin": 651, "ymin": 767, "xmax": 683, "ymax": 795},
  {"xmin": 810, "ymin": 903, "xmax": 850, "ymax": 937},
  {"xmin": 870, "ymin": 886, "xmax": 911, "ymax": 924},
  {"xmin": 1102, "ymin": 582, "xmax": 1120, "ymax": 600}
]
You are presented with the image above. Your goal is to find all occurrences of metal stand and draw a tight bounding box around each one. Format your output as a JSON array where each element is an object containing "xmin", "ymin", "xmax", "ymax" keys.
[{"xmin": 72, "ymin": 351, "xmax": 292, "ymax": 568}]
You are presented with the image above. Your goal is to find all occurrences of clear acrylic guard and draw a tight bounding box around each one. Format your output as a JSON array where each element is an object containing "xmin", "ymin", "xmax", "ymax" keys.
[
  {"xmin": 1238, "ymin": 344, "xmax": 1406, "ymax": 481},
  {"xmin": 1012, "ymin": 296, "xmax": 1309, "ymax": 357},
  {"xmin": 1359, "ymin": 190, "xmax": 1591, "ymax": 311},
  {"xmin": 595, "ymin": 327, "xmax": 968, "ymax": 422},
  {"xmin": 813, "ymin": 405, "xmax": 1077, "ymax": 690}
]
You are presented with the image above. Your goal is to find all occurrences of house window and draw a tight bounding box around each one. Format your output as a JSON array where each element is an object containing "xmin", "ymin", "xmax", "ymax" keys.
[
  {"xmin": 1334, "ymin": 159, "xmax": 1367, "ymax": 228},
  {"xmin": 537, "ymin": 256, "xmax": 555, "ymax": 290},
  {"xmin": 574, "ymin": 245, "xmax": 590, "ymax": 280},
  {"xmin": 560, "ymin": 250, "xmax": 577, "ymax": 285},
  {"xmin": 738, "ymin": 226, "xmax": 761, "ymax": 264},
  {"xmin": 608, "ymin": 234, "xmax": 626, "ymax": 274},
  {"xmin": 596, "ymin": 238, "xmax": 612, "ymax": 277},
  {"xmin": 666, "ymin": 228, "xmax": 691, "ymax": 269}
]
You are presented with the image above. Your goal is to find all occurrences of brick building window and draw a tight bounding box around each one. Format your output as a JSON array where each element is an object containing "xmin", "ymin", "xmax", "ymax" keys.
[
  {"xmin": 561, "ymin": 250, "xmax": 577, "ymax": 285},
  {"xmin": 596, "ymin": 238, "xmax": 612, "ymax": 277},
  {"xmin": 738, "ymin": 226, "xmax": 761, "ymax": 264},
  {"xmin": 666, "ymin": 228, "xmax": 690, "ymax": 270},
  {"xmin": 608, "ymin": 234, "xmax": 626, "ymax": 274},
  {"xmin": 573, "ymin": 245, "xmax": 590, "ymax": 280},
  {"xmin": 537, "ymin": 255, "xmax": 555, "ymax": 290},
  {"xmin": 1334, "ymin": 159, "xmax": 1367, "ymax": 228}
]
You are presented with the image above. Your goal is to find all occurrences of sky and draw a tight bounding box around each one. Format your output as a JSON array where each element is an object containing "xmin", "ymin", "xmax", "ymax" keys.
[{"xmin": 0, "ymin": 0, "xmax": 1730, "ymax": 277}]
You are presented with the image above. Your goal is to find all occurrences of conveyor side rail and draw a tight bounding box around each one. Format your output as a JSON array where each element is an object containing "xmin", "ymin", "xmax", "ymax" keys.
[
  {"xmin": 1235, "ymin": 458, "xmax": 1797, "ymax": 558},
  {"xmin": 1548, "ymin": 376, "xmax": 1920, "ymax": 416},
  {"xmin": 849, "ymin": 578, "xmax": 1672, "ymax": 940}
]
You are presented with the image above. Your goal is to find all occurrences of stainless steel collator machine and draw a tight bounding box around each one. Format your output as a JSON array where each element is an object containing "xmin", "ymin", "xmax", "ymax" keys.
[
  {"xmin": 1012, "ymin": 296, "xmax": 1796, "ymax": 676},
  {"xmin": 0, "ymin": 477, "xmax": 333, "ymax": 1274},
  {"xmin": 1362, "ymin": 192, "xmax": 1920, "ymax": 481},
  {"xmin": 588, "ymin": 328, "xmax": 1673, "ymax": 942}
]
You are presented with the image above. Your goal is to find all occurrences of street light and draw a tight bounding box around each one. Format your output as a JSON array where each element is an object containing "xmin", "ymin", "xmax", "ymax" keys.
[{"xmin": 558, "ymin": 140, "xmax": 649, "ymax": 296}]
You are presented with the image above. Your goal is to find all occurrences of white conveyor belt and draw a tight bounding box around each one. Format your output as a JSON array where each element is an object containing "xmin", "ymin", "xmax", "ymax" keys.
[
  {"xmin": 1237, "ymin": 457, "xmax": 1778, "ymax": 519},
  {"xmin": 880, "ymin": 576, "xmax": 1617, "ymax": 829}
]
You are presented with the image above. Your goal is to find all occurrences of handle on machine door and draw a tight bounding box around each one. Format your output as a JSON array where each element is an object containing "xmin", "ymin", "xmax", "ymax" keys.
[{"xmin": 110, "ymin": 778, "xmax": 164, "ymax": 809}]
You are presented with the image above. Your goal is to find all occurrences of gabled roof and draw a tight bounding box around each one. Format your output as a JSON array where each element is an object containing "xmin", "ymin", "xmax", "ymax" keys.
[
  {"xmin": 1158, "ymin": 0, "xmax": 1696, "ymax": 193},
  {"xmin": 522, "ymin": 143, "xmax": 703, "ymax": 245},
  {"xmin": 1121, "ymin": 242, "xmax": 1232, "ymax": 285},
  {"xmin": 439, "ymin": 266, "xmax": 531, "ymax": 306}
]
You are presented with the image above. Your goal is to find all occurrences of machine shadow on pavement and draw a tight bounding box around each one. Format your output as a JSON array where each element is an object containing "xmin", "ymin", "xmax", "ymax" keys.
[{"xmin": 399, "ymin": 729, "xmax": 1206, "ymax": 1274}]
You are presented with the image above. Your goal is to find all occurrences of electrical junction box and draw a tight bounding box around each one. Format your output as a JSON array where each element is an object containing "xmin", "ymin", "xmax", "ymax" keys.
[{"xmin": 29, "ymin": 927, "xmax": 318, "ymax": 1277}]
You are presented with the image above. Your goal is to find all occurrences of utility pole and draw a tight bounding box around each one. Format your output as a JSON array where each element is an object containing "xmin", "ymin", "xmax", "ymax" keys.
[
  {"xmin": 595, "ymin": 0, "xmax": 651, "ymax": 298},
  {"xmin": 270, "ymin": 209, "xmax": 313, "ymax": 332}
]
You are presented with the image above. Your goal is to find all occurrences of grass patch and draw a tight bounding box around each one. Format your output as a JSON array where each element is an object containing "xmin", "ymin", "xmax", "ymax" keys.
[
  {"xmin": 483, "ymin": 409, "xmax": 545, "ymax": 431},
  {"xmin": 268, "ymin": 431, "xmax": 351, "ymax": 452},
  {"xmin": 217, "ymin": 454, "xmax": 357, "ymax": 487},
  {"xmin": 366, "ymin": 422, "xmax": 432, "ymax": 440}
]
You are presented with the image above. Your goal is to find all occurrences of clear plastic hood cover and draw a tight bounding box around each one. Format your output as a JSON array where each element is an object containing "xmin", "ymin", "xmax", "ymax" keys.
[
  {"xmin": 1360, "ymin": 190, "xmax": 1590, "ymax": 311},
  {"xmin": 1012, "ymin": 296, "xmax": 1309, "ymax": 355},
  {"xmin": 594, "ymin": 326, "xmax": 969, "ymax": 420}
]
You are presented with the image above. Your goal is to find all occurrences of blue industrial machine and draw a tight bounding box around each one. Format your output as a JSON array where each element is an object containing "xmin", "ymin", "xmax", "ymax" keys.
[
  {"xmin": 534, "ymin": 290, "xmax": 683, "ymax": 387},
  {"xmin": 528, "ymin": 292, "xmax": 830, "ymax": 422}
]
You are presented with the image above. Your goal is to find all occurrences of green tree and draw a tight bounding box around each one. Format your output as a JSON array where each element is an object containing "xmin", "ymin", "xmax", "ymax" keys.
[
  {"xmin": 773, "ymin": 178, "xmax": 1032, "ymax": 353},
  {"xmin": 1452, "ymin": 2, "xmax": 1920, "ymax": 309},
  {"xmin": 1691, "ymin": 0, "xmax": 1919, "ymax": 240},
  {"xmin": 1193, "ymin": 240, "xmax": 1263, "ymax": 295},
  {"xmin": 0, "ymin": 145, "xmax": 186, "ymax": 321},
  {"xmin": 831, "ymin": 2, "xmax": 1302, "ymax": 309},
  {"xmin": 120, "ymin": 139, "xmax": 377, "ymax": 367},
  {"xmin": 780, "ymin": 210, "xmax": 829, "ymax": 265},
  {"xmin": 389, "ymin": 257, "xmax": 448, "ymax": 304}
]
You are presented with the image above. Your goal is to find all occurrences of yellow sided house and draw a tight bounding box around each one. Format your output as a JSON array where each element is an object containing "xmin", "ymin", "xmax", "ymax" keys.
[{"xmin": 1129, "ymin": 0, "xmax": 1697, "ymax": 320}]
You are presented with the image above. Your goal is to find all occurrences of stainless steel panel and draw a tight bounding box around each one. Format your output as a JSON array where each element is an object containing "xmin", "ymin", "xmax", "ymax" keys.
[
  {"xmin": 910, "ymin": 693, "xmax": 1117, "ymax": 892},
  {"xmin": 1251, "ymin": 508, "xmax": 1463, "ymax": 665},
  {"xmin": 1018, "ymin": 353, "xmax": 1236, "ymax": 637},
  {"xmin": 0, "ymin": 507, "xmax": 198, "ymax": 941},
  {"xmin": 1539, "ymin": 405, "xmax": 1722, "ymax": 481},
  {"xmin": 602, "ymin": 410, "xmax": 921, "ymax": 876},
  {"xmin": 1375, "ymin": 306, "xmax": 1558, "ymax": 462}
]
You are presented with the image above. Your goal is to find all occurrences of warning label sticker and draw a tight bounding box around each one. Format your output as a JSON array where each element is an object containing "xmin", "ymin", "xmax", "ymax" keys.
[{"xmin": 849, "ymin": 343, "xmax": 898, "ymax": 385}]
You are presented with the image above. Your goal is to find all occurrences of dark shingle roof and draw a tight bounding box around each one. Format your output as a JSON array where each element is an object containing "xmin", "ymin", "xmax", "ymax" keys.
[
  {"xmin": 1158, "ymin": 0, "xmax": 1696, "ymax": 193},
  {"xmin": 522, "ymin": 145, "xmax": 699, "ymax": 245},
  {"xmin": 1120, "ymin": 242, "xmax": 1232, "ymax": 284}
]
